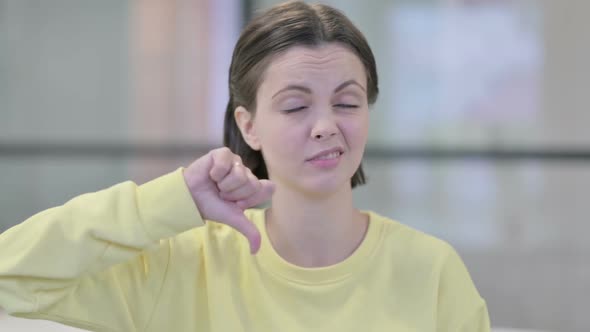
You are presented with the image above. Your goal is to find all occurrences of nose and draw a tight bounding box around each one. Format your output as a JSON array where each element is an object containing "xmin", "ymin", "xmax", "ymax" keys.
[{"xmin": 310, "ymin": 113, "xmax": 338, "ymax": 141}]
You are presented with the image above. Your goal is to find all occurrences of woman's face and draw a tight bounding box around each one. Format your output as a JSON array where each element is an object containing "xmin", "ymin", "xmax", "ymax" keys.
[{"xmin": 238, "ymin": 43, "xmax": 369, "ymax": 196}]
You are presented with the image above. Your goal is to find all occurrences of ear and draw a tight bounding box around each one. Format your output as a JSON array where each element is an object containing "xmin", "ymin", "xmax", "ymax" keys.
[{"xmin": 234, "ymin": 106, "xmax": 261, "ymax": 151}]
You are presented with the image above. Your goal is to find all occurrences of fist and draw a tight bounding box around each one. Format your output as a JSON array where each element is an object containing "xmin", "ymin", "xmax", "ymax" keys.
[{"xmin": 183, "ymin": 147, "xmax": 274, "ymax": 254}]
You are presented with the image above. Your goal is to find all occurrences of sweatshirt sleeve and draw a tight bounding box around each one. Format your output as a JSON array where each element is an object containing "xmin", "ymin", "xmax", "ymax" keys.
[
  {"xmin": 459, "ymin": 301, "xmax": 491, "ymax": 332},
  {"xmin": 436, "ymin": 243, "xmax": 491, "ymax": 332},
  {"xmin": 0, "ymin": 168, "xmax": 204, "ymax": 331}
]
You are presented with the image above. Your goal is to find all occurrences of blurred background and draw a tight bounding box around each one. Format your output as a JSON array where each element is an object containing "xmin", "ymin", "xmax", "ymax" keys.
[{"xmin": 0, "ymin": 0, "xmax": 588, "ymax": 331}]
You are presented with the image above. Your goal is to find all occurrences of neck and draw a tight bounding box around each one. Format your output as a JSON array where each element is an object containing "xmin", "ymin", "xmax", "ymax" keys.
[{"xmin": 265, "ymin": 184, "xmax": 368, "ymax": 268}]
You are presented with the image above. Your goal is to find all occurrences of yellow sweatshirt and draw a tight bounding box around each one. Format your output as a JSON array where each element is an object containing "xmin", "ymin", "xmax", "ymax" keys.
[{"xmin": 0, "ymin": 169, "xmax": 490, "ymax": 332}]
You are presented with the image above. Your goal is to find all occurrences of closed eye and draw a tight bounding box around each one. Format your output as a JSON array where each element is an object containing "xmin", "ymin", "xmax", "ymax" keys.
[
  {"xmin": 282, "ymin": 106, "xmax": 307, "ymax": 113},
  {"xmin": 334, "ymin": 104, "xmax": 359, "ymax": 109}
]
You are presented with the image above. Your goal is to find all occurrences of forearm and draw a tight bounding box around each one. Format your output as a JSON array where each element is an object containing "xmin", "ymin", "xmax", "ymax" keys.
[{"xmin": 0, "ymin": 168, "xmax": 203, "ymax": 314}]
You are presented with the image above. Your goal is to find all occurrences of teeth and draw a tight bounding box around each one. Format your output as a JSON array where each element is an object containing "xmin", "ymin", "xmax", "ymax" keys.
[{"xmin": 315, "ymin": 151, "xmax": 340, "ymax": 160}]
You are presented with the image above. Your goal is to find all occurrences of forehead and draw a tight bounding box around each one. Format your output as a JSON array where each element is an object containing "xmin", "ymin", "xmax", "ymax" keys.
[{"xmin": 262, "ymin": 43, "xmax": 366, "ymax": 83}]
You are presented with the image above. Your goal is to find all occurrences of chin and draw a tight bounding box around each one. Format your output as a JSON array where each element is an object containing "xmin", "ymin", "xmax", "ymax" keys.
[
  {"xmin": 296, "ymin": 175, "xmax": 353, "ymax": 197},
  {"xmin": 270, "ymin": 165, "xmax": 356, "ymax": 197}
]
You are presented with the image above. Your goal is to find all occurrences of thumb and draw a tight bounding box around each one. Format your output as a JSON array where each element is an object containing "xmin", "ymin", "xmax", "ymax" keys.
[{"xmin": 227, "ymin": 210, "xmax": 261, "ymax": 254}]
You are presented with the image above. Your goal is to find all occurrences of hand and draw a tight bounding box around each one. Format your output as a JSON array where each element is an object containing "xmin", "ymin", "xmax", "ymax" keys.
[{"xmin": 183, "ymin": 147, "xmax": 274, "ymax": 254}]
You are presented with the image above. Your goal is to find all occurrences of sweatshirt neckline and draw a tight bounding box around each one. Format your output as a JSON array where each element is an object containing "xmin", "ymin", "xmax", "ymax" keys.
[{"xmin": 252, "ymin": 208, "xmax": 383, "ymax": 285}]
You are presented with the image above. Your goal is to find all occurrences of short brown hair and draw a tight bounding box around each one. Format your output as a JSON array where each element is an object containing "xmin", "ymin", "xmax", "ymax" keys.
[{"xmin": 223, "ymin": 1, "xmax": 379, "ymax": 188}]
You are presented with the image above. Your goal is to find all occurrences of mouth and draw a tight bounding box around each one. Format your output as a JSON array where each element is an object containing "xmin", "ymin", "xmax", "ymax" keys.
[{"xmin": 306, "ymin": 147, "xmax": 344, "ymax": 161}]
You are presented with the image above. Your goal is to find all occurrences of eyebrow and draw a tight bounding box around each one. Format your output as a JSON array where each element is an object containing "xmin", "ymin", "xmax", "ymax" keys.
[{"xmin": 271, "ymin": 79, "xmax": 366, "ymax": 99}]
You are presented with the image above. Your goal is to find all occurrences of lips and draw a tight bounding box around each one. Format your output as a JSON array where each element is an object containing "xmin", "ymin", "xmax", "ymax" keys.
[{"xmin": 307, "ymin": 147, "xmax": 344, "ymax": 161}]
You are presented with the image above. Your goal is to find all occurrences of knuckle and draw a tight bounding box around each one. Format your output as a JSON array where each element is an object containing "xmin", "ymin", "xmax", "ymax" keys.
[
  {"xmin": 216, "ymin": 147, "xmax": 233, "ymax": 162},
  {"xmin": 212, "ymin": 147, "xmax": 227, "ymax": 158},
  {"xmin": 234, "ymin": 166, "xmax": 247, "ymax": 180},
  {"xmin": 214, "ymin": 164, "xmax": 231, "ymax": 178}
]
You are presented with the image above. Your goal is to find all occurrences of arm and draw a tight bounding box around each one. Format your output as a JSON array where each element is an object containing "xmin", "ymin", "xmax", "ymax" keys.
[
  {"xmin": 436, "ymin": 243, "xmax": 491, "ymax": 332},
  {"xmin": 0, "ymin": 147, "xmax": 274, "ymax": 331},
  {"xmin": 0, "ymin": 169, "xmax": 203, "ymax": 331},
  {"xmin": 459, "ymin": 301, "xmax": 491, "ymax": 332}
]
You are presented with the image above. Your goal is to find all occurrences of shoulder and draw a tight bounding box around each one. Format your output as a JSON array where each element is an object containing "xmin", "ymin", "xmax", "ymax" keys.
[
  {"xmin": 368, "ymin": 211, "xmax": 487, "ymax": 324},
  {"xmin": 368, "ymin": 210, "xmax": 456, "ymax": 267},
  {"xmin": 366, "ymin": 210, "xmax": 476, "ymax": 290}
]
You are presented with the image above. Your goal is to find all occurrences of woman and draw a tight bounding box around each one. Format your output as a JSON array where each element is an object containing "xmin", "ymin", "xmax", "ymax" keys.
[{"xmin": 0, "ymin": 1, "xmax": 490, "ymax": 331}]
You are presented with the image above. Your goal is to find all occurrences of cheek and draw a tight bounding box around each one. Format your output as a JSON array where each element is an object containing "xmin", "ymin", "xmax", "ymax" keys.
[
  {"xmin": 342, "ymin": 117, "xmax": 369, "ymax": 147},
  {"xmin": 258, "ymin": 123, "xmax": 304, "ymax": 176},
  {"xmin": 257, "ymin": 117, "xmax": 302, "ymax": 155}
]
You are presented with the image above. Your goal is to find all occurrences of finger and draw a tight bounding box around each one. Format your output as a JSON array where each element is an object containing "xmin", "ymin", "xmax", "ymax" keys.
[
  {"xmin": 220, "ymin": 172, "xmax": 260, "ymax": 201},
  {"xmin": 236, "ymin": 180, "xmax": 275, "ymax": 209},
  {"xmin": 226, "ymin": 210, "xmax": 261, "ymax": 254},
  {"xmin": 209, "ymin": 148, "xmax": 236, "ymax": 182},
  {"xmin": 217, "ymin": 162, "xmax": 249, "ymax": 192}
]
